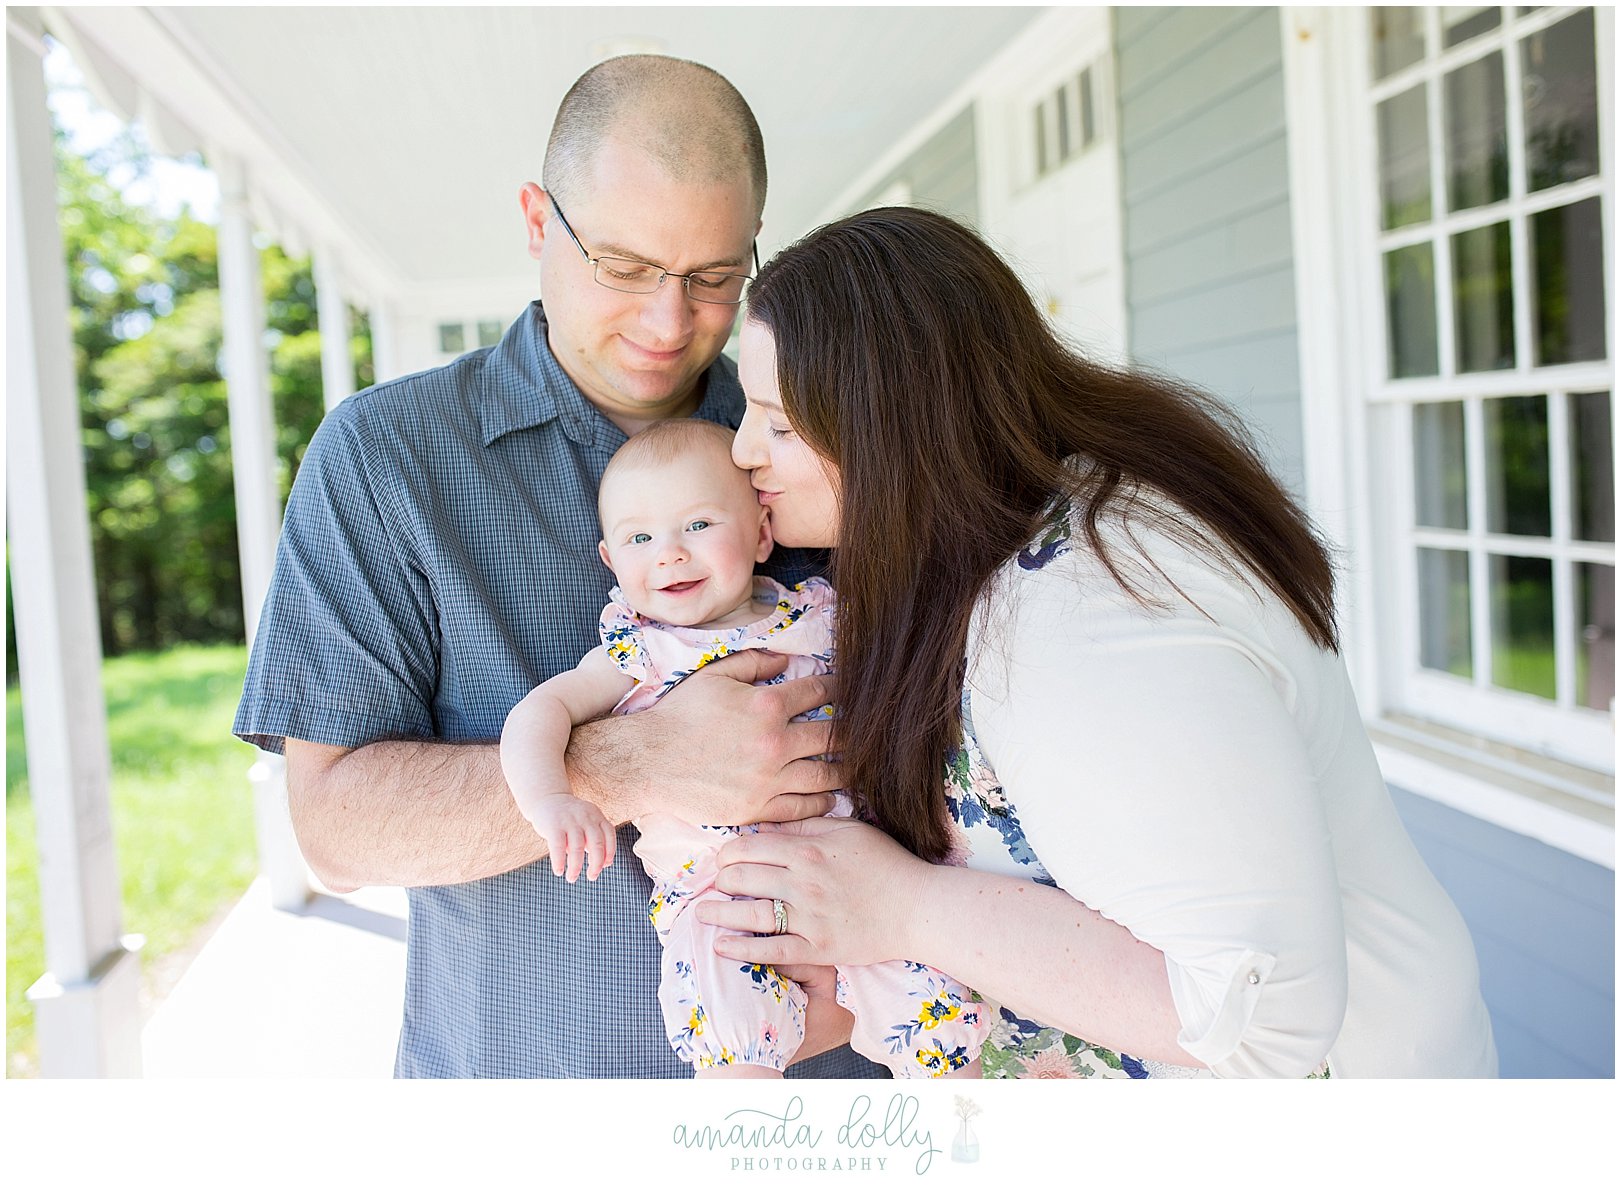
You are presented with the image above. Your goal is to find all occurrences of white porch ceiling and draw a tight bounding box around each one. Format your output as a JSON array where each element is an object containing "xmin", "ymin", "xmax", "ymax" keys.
[{"xmin": 52, "ymin": 5, "xmax": 1042, "ymax": 295}]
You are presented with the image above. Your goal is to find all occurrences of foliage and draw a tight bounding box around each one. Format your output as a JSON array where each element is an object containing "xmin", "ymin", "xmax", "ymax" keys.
[
  {"xmin": 7, "ymin": 644, "xmax": 256, "ymax": 1078},
  {"xmin": 12, "ymin": 121, "xmax": 373, "ymax": 664}
]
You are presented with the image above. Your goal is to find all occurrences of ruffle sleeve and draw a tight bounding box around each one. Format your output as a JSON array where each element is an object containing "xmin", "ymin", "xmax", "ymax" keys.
[{"xmin": 598, "ymin": 589, "xmax": 652, "ymax": 685}]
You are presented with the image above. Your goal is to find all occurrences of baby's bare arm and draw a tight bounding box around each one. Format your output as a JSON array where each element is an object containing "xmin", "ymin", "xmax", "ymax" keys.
[{"xmin": 501, "ymin": 650, "xmax": 634, "ymax": 821}]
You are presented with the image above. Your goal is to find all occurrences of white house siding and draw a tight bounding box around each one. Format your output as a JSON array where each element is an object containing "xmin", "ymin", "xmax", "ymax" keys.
[
  {"xmin": 1114, "ymin": 5, "xmax": 1612, "ymax": 1077},
  {"xmin": 1115, "ymin": 5, "xmax": 1306, "ymax": 492}
]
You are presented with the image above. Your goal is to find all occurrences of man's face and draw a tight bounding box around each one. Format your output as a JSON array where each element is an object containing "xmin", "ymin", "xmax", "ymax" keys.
[{"xmin": 524, "ymin": 137, "xmax": 760, "ymax": 428}]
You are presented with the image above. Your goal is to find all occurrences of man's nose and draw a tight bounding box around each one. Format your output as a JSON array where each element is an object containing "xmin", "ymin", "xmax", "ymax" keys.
[{"xmin": 641, "ymin": 275, "xmax": 695, "ymax": 343}]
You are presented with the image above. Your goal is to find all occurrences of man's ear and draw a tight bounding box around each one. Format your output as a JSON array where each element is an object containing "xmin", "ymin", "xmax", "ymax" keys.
[
  {"xmin": 755, "ymin": 507, "xmax": 774, "ymax": 563},
  {"xmin": 598, "ymin": 540, "xmax": 612, "ymax": 570},
  {"xmin": 520, "ymin": 183, "xmax": 551, "ymax": 261}
]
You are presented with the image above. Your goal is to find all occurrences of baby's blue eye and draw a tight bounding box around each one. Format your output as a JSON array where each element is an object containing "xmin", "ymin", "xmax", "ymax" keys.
[
  {"xmin": 630, "ymin": 532, "xmax": 652, "ymax": 545},
  {"xmin": 686, "ymin": 520, "xmax": 712, "ymax": 532}
]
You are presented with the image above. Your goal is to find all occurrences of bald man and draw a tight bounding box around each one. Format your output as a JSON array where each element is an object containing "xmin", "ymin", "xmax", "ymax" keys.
[{"xmin": 234, "ymin": 56, "xmax": 883, "ymax": 1079}]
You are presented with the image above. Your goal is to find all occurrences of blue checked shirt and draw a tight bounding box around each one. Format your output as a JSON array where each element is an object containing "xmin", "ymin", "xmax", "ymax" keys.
[{"xmin": 234, "ymin": 302, "xmax": 886, "ymax": 1079}]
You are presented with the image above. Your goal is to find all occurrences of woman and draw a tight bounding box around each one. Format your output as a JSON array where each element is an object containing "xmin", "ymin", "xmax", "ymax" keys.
[{"xmin": 695, "ymin": 206, "xmax": 1497, "ymax": 1078}]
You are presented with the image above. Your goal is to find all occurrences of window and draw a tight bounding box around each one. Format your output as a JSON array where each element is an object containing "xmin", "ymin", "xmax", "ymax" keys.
[
  {"xmin": 1364, "ymin": 6, "xmax": 1611, "ymax": 770},
  {"xmin": 438, "ymin": 319, "xmax": 506, "ymax": 358},
  {"xmin": 1031, "ymin": 64, "xmax": 1102, "ymax": 180}
]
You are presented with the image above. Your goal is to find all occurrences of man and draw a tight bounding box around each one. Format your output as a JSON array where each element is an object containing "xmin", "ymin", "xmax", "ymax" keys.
[{"xmin": 233, "ymin": 55, "xmax": 883, "ymax": 1079}]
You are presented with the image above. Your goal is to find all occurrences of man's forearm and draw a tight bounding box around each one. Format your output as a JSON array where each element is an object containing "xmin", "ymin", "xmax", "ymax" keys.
[
  {"xmin": 288, "ymin": 719, "xmax": 653, "ymax": 892},
  {"xmin": 289, "ymin": 737, "xmax": 547, "ymax": 891},
  {"xmin": 563, "ymin": 713, "xmax": 656, "ymax": 825}
]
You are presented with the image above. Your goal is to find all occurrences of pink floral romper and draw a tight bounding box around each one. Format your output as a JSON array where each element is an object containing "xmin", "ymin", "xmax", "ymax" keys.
[{"xmin": 604, "ymin": 575, "xmax": 989, "ymax": 1076}]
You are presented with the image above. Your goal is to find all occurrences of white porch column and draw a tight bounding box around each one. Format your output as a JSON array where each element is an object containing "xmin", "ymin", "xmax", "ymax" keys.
[
  {"xmin": 7, "ymin": 7, "xmax": 143, "ymax": 1077},
  {"xmin": 313, "ymin": 245, "xmax": 354, "ymax": 410},
  {"xmin": 216, "ymin": 154, "xmax": 311, "ymax": 912},
  {"xmin": 368, "ymin": 297, "xmax": 399, "ymax": 383}
]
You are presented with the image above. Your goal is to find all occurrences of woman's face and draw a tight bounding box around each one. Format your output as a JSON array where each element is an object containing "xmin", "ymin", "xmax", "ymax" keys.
[{"xmin": 733, "ymin": 318, "xmax": 841, "ymax": 549}]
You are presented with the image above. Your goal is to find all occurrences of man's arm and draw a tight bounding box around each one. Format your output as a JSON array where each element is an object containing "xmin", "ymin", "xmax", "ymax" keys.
[{"xmin": 286, "ymin": 650, "xmax": 842, "ymax": 891}]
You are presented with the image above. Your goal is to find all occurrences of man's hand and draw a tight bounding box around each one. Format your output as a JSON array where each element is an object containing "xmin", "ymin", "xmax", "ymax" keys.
[{"xmin": 568, "ymin": 650, "xmax": 842, "ymax": 827}]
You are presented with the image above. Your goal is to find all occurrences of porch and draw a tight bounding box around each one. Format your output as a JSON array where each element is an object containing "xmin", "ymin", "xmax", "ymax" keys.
[
  {"xmin": 139, "ymin": 880, "xmax": 406, "ymax": 1079},
  {"xmin": 8, "ymin": 3, "xmax": 1613, "ymax": 1091}
]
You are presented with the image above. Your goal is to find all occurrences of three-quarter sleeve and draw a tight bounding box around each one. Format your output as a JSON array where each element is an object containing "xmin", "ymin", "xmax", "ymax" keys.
[
  {"xmin": 966, "ymin": 546, "xmax": 1350, "ymax": 1078},
  {"xmin": 233, "ymin": 408, "xmax": 440, "ymax": 752}
]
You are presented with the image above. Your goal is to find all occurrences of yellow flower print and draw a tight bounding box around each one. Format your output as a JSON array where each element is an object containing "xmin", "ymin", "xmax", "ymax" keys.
[
  {"xmin": 695, "ymin": 643, "xmax": 732, "ymax": 668},
  {"xmin": 916, "ymin": 994, "xmax": 962, "ymax": 1031},
  {"xmin": 697, "ymin": 1045, "xmax": 735, "ymax": 1069}
]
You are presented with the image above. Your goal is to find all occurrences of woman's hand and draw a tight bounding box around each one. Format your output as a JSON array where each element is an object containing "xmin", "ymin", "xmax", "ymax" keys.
[{"xmin": 696, "ymin": 816, "xmax": 932, "ymax": 968}]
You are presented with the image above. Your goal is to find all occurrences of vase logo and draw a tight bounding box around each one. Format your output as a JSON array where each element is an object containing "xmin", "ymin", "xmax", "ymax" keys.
[{"xmin": 950, "ymin": 1095, "xmax": 981, "ymax": 1163}]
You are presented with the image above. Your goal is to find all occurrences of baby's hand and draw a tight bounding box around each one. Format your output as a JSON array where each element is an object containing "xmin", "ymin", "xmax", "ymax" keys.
[{"xmin": 518, "ymin": 793, "xmax": 617, "ymax": 882}]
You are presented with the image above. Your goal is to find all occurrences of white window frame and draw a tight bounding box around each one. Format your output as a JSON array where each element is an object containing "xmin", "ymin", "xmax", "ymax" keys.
[
  {"xmin": 1284, "ymin": 6, "xmax": 1614, "ymax": 850},
  {"xmin": 1017, "ymin": 52, "xmax": 1112, "ymax": 189},
  {"xmin": 1355, "ymin": 6, "xmax": 1613, "ymax": 772}
]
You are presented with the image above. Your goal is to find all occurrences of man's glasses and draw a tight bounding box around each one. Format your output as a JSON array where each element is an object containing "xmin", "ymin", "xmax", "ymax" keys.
[{"xmin": 548, "ymin": 194, "xmax": 758, "ymax": 306}]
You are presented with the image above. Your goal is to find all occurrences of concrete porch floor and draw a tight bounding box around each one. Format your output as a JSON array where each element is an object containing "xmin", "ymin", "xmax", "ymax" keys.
[{"xmin": 140, "ymin": 877, "xmax": 408, "ymax": 1077}]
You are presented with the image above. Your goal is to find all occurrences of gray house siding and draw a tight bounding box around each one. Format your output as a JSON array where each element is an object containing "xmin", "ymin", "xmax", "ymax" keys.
[
  {"xmin": 1115, "ymin": 5, "xmax": 1305, "ymax": 491},
  {"xmin": 1114, "ymin": 4, "xmax": 1614, "ymax": 1080},
  {"xmin": 1389, "ymin": 787, "xmax": 1615, "ymax": 1079},
  {"xmin": 854, "ymin": 104, "xmax": 979, "ymax": 226}
]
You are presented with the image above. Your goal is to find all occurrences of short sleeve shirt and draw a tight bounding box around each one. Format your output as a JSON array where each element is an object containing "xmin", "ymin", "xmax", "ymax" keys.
[{"xmin": 233, "ymin": 302, "xmax": 882, "ymax": 1079}]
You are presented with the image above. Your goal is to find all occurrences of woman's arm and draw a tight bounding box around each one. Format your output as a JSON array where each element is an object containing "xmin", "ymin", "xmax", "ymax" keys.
[
  {"xmin": 699, "ymin": 816, "xmax": 1196, "ymax": 1065},
  {"xmin": 704, "ymin": 556, "xmax": 1349, "ymax": 1077}
]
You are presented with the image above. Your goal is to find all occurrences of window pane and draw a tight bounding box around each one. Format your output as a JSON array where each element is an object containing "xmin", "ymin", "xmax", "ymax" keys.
[
  {"xmin": 1079, "ymin": 69, "xmax": 1095, "ymax": 146},
  {"xmin": 1489, "ymin": 554, "xmax": 1555, "ymax": 698},
  {"xmin": 1419, "ymin": 548, "xmax": 1473, "ymax": 676},
  {"xmin": 1453, "ymin": 222, "xmax": 1515, "ymax": 372},
  {"xmin": 1571, "ymin": 391, "xmax": 1614, "ymax": 543},
  {"xmin": 1386, "ymin": 243, "xmax": 1440, "ymax": 378},
  {"xmin": 1577, "ymin": 562, "xmax": 1615, "ymax": 711},
  {"xmin": 1484, "ymin": 395, "xmax": 1551, "ymax": 536},
  {"xmin": 1445, "ymin": 53, "xmax": 1508, "ymax": 211},
  {"xmin": 438, "ymin": 322, "xmax": 465, "ymax": 354},
  {"xmin": 1522, "ymin": 9, "xmax": 1600, "ymax": 191},
  {"xmin": 1035, "ymin": 102, "xmax": 1048, "ymax": 175},
  {"xmin": 1372, "ymin": 7, "xmax": 1426, "ymax": 79},
  {"xmin": 476, "ymin": 320, "xmax": 503, "ymax": 348},
  {"xmin": 1414, "ymin": 402, "xmax": 1469, "ymax": 528},
  {"xmin": 1443, "ymin": 5, "xmax": 1501, "ymax": 47},
  {"xmin": 1378, "ymin": 85, "xmax": 1433, "ymax": 229},
  {"xmin": 1533, "ymin": 198, "xmax": 1607, "ymax": 365},
  {"xmin": 1057, "ymin": 83, "xmax": 1072, "ymax": 161}
]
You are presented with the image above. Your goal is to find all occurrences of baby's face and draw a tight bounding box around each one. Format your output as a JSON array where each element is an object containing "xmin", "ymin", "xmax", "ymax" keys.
[{"xmin": 598, "ymin": 451, "xmax": 772, "ymax": 627}]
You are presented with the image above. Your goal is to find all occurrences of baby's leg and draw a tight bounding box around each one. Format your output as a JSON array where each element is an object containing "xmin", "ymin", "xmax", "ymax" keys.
[
  {"xmin": 657, "ymin": 885, "xmax": 807, "ymax": 1078},
  {"xmin": 638, "ymin": 814, "xmax": 807, "ymax": 1077},
  {"xmin": 835, "ymin": 962, "xmax": 989, "ymax": 1080}
]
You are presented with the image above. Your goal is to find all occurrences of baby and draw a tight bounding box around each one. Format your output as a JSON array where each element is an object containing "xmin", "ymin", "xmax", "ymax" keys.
[{"xmin": 501, "ymin": 418, "xmax": 986, "ymax": 1079}]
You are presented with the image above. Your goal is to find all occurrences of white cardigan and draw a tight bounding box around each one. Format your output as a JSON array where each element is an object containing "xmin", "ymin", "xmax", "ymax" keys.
[{"xmin": 964, "ymin": 505, "xmax": 1498, "ymax": 1077}]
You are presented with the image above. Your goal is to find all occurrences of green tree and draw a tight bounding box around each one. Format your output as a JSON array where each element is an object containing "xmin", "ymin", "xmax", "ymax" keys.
[{"xmin": 9, "ymin": 122, "xmax": 353, "ymax": 662}]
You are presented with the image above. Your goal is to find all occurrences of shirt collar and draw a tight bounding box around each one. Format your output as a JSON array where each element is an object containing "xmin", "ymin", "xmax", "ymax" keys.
[{"xmin": 476, "ymin": 301, "xmax": 745, "ymax": 448}]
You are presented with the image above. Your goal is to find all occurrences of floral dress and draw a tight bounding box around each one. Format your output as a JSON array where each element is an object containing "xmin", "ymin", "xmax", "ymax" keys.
[
  {"xmin": 609, "ymin": 577, "xmax": 989, "ymax": 1077},
  {"xmin": 945, "ymin": 501, "xmax": 1330, "ymax": 1079}
]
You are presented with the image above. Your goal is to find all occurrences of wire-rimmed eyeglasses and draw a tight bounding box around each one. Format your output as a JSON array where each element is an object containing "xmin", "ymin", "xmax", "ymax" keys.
[{"xmin": 548, "ymin": 193, "xmax": 758, "ymax": 306}]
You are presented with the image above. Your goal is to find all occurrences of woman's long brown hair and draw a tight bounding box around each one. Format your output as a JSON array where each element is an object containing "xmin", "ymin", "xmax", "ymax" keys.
[{"xmin": 746, "ymin": 207, "xmax": 1337, "ymax": 862}]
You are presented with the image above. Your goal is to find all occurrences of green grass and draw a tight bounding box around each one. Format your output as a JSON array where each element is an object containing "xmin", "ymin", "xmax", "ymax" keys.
[{"xmin": 7, "ymin": 643, "xmax": 256, "ymax": 1077}]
